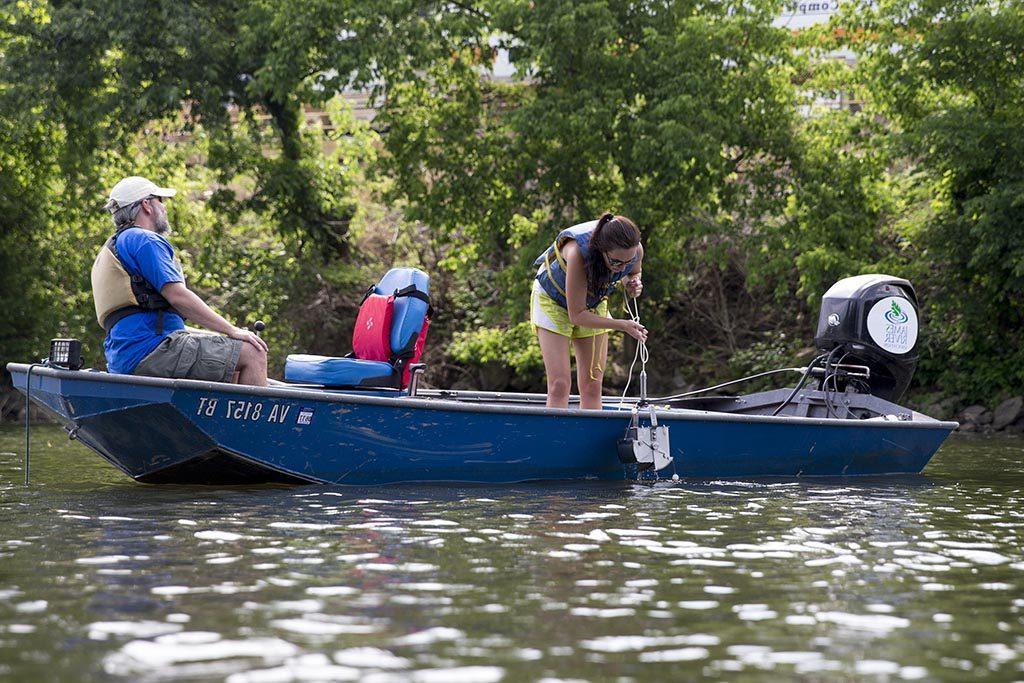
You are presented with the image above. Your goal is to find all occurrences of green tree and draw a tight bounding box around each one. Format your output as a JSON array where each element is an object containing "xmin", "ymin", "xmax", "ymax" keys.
[
  {"xmin": 839, "ymin": 0, "xmax": 1024, "ymax": 399},
  {"xmin": 370, "ymin": 0, "xmax": 805, "ymax": 381},
  {"xmin": 0, "ymin": 1, "xmax": 397, "ymax": 395},
  {"xmin": 3, "ymin": 0, "xmax": 1019, "ymax": 410}
]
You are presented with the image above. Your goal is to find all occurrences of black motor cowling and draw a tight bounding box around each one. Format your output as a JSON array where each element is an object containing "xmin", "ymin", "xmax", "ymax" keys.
[{"xmin": 814, "ymin": 274, "xmax": 919, "ymax": 402}]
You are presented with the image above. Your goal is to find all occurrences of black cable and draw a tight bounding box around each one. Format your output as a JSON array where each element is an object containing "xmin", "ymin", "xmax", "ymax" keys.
[
  {"xmin": 25, "ymin": 364, "xmax": 32, "ymax": 486},
  {"xmin": 649, "ymin": 367, "xmax": 808, "ymax": 403},
  {"xmin": 770, "ymin": 354, "xmax": 826, "ymax": 417},
  {"xmin": 833, "ymin": 353, "xmax": 851, "ymax": 416},
  {"xmin": 823, "ymin": 349, "xmax": 854, "ymax": 418},
  {"xmin": 823, "ymin": 372, "xmax": 836, "ymax": 418},
  {"xmin": 24, "ymin": 362, "xmax": 46, "ymax": 486},
  {"xmin": 824, "ymin": 353, "xmax": 834, "ymax": 409},
  {"xmin": 821, "ymin": 347, "xmax": 841, "ymax": 418}
]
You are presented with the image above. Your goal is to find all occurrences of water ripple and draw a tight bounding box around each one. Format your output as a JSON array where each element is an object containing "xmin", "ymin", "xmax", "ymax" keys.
[{"xmin": 1, "ymin": 428, "xmax": 1023, "ymax": 680}]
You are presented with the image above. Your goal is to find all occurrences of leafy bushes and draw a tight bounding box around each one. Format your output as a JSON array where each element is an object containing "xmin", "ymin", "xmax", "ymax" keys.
[{"xmin": 1, "ymin": 0, "xmax": 1021, "ymax": 412}]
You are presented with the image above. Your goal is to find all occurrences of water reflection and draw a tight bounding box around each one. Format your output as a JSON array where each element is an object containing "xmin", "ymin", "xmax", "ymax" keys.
[{"xmin": 0, "ymin": 427, "xmax": 1022, "ymax": 681}]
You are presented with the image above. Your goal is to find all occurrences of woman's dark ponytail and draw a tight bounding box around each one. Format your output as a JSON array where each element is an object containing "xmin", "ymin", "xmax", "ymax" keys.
[{"xmin": 595, "ymin": 212, "xmax": 615, "ymax": 235}]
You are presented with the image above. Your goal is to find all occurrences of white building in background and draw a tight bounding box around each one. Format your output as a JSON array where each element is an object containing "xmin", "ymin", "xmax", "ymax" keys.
[
  {"xmin": 327, "ymin": 2, "xmax": 856, "ymax": 126},
  {"xmin": 775, "ymin": 0, "xmax": 861, "ymax": 113},
  {"xmin": 774, "ymin": 0, "xmax": 843, "ymax": 30},
  {"xmin": 487, "ymin": 2, "xmax": 857, "ymax": 110}
]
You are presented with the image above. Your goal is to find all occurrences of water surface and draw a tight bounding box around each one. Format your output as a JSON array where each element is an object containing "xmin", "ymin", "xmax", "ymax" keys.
[{"xmin": 1, "ymin": 426, "xmax": 1022, "ymax": 681}]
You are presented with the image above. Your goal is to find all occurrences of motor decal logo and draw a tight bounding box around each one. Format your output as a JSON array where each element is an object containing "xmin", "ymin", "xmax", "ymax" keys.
[
  {"xmin": 884, "ymin": 300, "xmax": 909, "ymax": 325},
  {"xmin": 296, "ymin": 408, "xmax": 315, "ymax": 426},
  {"xmin": 827, "ymin": 313, "xmax": 841, "ymax": 327},
  {"xmin": 866, "ymin": 296, "xmax": 918, "ymax": 354},
  {"xmin": 366, "ymin": 318, "xmax": 374, "ymax": 330}
]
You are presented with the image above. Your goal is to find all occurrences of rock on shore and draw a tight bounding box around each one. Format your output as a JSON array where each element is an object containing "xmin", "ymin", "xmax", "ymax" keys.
[{"xmin": 956, "ymin": 396, "xmax": 1024, "ymax": 434}]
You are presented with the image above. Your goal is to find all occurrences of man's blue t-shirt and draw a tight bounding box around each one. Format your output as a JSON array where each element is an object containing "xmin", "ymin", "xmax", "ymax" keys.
[{"xmin": 103, "ymin": 227, "xmax": 186, "ymax": 374}]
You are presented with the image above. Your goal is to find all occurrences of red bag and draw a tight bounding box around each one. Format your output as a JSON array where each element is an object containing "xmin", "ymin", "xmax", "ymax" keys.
[{"xmin": 352, "ymin": 293, "xmax": 394, "ymax": 362}]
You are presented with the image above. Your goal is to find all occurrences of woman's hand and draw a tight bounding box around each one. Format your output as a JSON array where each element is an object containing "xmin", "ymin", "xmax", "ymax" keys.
[
  {"xmin": 624, "ymin": 274, "xmax": 643, "ymax": 298},
  {"xmin": 618, "ymin": 319, "xmax": 648, "ymax": 342}
]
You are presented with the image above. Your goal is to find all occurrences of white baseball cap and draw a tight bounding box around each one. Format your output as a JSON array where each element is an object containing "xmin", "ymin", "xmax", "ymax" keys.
[{"xmin": 105, "ymin": 176, "xmax": 177, "ymax": 211}]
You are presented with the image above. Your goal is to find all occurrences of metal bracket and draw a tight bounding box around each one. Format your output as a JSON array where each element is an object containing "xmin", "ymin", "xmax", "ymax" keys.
[
  {"xmin": 617, "ymin": 405, "xmax": 673, "ymax": 473},
  {"xmin": 408, "ymin": 363, "xmax": 427, "ymax": 397}
]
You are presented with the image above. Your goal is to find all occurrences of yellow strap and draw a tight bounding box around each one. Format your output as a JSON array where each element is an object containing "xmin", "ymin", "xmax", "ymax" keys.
[
  {"xmin": 588, "ymin": 331, "xmax": 607, "ymax": 381},
  {"xmin": 545, "ymin": 237, "xmax": 607, "ymax": 313},
  {"xmin": 553, "ymin": 238, "xmax": 568, "ymax": 269},
  {"xmin": 544, "ymin": 244, "xmax": 568, "ymax": 300}
]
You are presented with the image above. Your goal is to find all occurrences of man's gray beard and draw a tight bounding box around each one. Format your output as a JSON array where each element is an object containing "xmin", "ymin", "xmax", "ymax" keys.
[{"xmin": 154, "ymin": 215, "xmax": 171, "ymax": 234}]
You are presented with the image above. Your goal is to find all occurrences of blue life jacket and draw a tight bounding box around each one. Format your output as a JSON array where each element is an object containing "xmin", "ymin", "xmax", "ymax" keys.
[{"xmin": 534, "ymin": 221, "xmax": 638, "ymax": 309}]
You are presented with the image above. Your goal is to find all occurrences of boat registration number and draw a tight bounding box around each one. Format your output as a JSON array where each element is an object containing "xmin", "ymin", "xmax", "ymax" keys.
[{"xmin": 195, "ymin": 397, "xmax": 297, "ymax": 424}]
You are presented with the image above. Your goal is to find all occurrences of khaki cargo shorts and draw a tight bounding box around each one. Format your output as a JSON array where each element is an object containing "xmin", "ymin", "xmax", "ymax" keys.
[{"xmin": 134, "ymin": 330, "xmax": 243, "ymax": 383}]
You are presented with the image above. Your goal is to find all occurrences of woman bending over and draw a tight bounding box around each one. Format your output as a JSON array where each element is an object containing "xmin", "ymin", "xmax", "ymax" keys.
[{"xmin": 531, "ymin": 213, "xmax": 647, "ymax": 409}]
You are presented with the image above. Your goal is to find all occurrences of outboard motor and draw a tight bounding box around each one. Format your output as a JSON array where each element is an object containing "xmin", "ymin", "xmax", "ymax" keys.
[{"xmin": 814, "ymin": 274, "xmax": 919, "ymax": 402}]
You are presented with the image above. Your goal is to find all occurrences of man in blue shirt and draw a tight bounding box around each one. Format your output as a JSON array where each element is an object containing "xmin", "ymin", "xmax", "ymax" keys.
[{"xmin": 91, "ymin": 176, "xmax": 268, "ymax": 386}]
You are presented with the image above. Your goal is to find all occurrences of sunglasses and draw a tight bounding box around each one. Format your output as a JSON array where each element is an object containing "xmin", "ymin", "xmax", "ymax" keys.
[
  {"xmin": 604, "ymin": 253, "xmax": 634, "ymax": 268},
  {"xmin": 146, "ymin": 195, "xmax": 165, "ymax": 205}
]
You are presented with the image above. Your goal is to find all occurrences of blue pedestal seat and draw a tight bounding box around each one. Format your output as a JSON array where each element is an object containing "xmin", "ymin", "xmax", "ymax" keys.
[{"xmin": 284, "ymin": 267, "xmax": 431, "ymax": 390}]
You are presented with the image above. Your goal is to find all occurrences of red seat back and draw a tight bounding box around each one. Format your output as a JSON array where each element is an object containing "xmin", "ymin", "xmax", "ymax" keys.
[{"xmin": 352, "ymin": 293, "xmax": 394, "ymax": 362}]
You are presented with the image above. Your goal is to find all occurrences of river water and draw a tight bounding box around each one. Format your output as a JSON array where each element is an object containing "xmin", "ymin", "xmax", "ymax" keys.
[{"xmin": 0, "ymin": 425, "xmax": 1022, "ymax": 682}]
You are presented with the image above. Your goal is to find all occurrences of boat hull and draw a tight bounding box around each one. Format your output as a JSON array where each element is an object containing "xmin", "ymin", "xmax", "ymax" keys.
[{"xmin": 8, "ymin": 364, "xmax": 957, "ymax": 485}]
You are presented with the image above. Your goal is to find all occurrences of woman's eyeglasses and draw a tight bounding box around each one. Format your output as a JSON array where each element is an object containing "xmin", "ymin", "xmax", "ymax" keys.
[{"xmin": 605, "ymin": 253, "xmax": 633, "ymax": 268}]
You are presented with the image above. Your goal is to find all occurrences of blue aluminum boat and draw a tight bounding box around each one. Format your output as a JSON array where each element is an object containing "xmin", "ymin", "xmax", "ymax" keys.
[
  {"xmin": 6, "ymin": 272, "xmax": 959, "ymax": 485},
  {"xmin": 7, "ymin": 362, "xmax": 956, "ymax": 485}
]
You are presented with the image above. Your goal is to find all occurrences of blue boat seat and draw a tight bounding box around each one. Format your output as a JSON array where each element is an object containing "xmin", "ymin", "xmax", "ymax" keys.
[
  {"xmin": 284, "ymin": 354, "xmax": 396, "ymax": 387},
  {"xmin": 284, "ymin": 267, "xmax": 431, "ymax": 389}
]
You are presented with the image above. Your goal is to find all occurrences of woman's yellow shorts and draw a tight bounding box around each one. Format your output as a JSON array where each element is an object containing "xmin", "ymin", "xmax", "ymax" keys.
[{"xmin": 531, "ymin": 280, "xmax": 611, "ymax": 339}]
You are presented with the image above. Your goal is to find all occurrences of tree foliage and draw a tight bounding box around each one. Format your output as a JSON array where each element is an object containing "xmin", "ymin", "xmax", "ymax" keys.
[
  {"xmin": 835, "ymin": 0, "xmax": 1024, "ymax": 398},
  {"xmin": 1, "ymin": 0, "xmax": 1021, "ymax": 413}
]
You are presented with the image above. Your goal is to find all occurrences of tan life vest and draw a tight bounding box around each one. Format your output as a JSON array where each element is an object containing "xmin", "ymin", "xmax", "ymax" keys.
[{"xmin": 91, "ymin": 229, "xmax": 182, "ymax": 331}]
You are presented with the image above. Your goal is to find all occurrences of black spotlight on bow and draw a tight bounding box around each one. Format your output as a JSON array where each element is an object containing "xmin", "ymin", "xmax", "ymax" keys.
[{"xmin": 48, "ymin": 339, "xmax": 83, "ymax": 370}]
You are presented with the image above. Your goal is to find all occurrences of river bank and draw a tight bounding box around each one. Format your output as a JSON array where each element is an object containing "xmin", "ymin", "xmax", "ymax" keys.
[{"xmin": 911, "ymin": 394, "xmax": 1024, "ymax": 435}]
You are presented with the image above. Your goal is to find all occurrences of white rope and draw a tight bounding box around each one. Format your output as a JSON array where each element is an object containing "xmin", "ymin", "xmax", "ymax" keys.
[
  {"xmin": 616, "ymin": 292, "xmax": 680, "ymax": 482},
  {"xmin": 619, "ymin": 292, "xmax": 648, "ymax": 404}
]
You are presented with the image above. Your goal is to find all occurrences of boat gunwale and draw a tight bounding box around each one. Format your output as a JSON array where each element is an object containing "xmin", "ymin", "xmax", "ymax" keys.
[{"xmin": 7, "ymin": 363, "xmax": 959, "ymax": 432}]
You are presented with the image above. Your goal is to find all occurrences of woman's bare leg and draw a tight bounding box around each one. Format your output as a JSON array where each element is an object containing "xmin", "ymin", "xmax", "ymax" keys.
[
  {"xmin": 537, "ymin": 327, "xmax": 572, "ymax": 408},
  {"xmin": 572, "ymin": 333, "xmax": 608, "ymax": 410}
]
